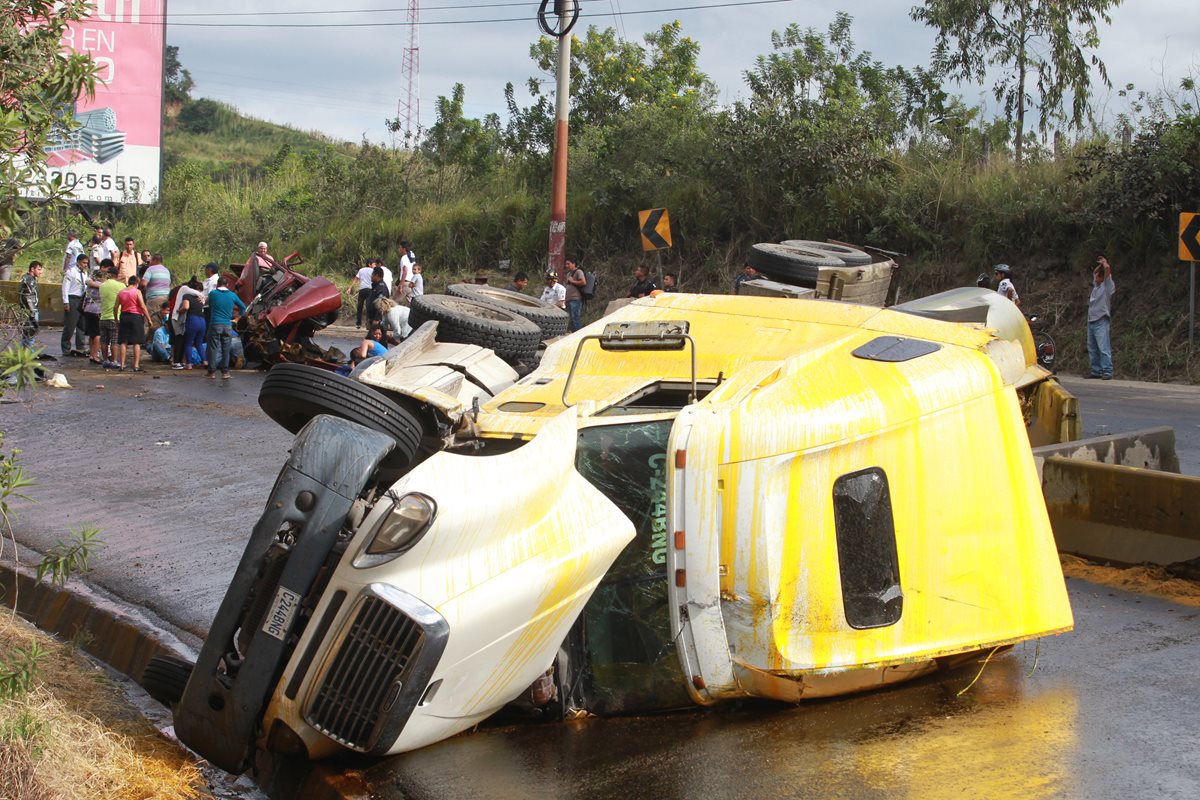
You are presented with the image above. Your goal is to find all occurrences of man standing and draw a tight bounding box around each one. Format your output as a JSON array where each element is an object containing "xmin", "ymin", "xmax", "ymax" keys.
[
  {"xmin": 101, "ymin": 228, "xmax": 120, "ymax": 265},
  {"xmin": 98, "ymin": 263, "xmax": 125, "ymax": 368},
  {"xmin": 201, "ymin": 262, "xmax": 220, "ymax": 299},
  {"xmin": 541, "ymin": 271, "xmax": 566, "ymax": 310},
  {"xmin": 1086, "ymin": 256, "xmax": 1116, "ymax": 380},
  {"xmin": 116, "ymin": 236, "xmax": 139, "ymax": 282},
  {"xmin": 629, "ymin": 266, "xmax": 657, "ymax": 299},
  {"xmin": 18, "ymin": 261, "xmax": 43, "ymax": 349},
  {"xmin": 397, "ymin": 241, "xmax": 415, "ymax": 294},
  {"xmin": 141, "ymin": 253, "xmax": 171, "ymax": 323},
  {"xmin": 505, "ymin": 272, "xmax": 530, "ymax": 294},
  {"xmin": 62, "ymin": 230, "xmax": 84, "ymax": 276},
  {"xmin": 205, "ymin": 276, "xmax": 247, "ymax": 380},
  {"xmin": 346, "ymin": 260, "xmax": 375, "ymax": 327},
  {"xmin": 563, "ymin": 257, "xmax": 586, "ymax": 332},
  {"xmin": 662, "ymin": 273, "xmax": 678, "ymax": 292},
  {"xmin": 61, "ymin": 249, "xmax": 88, "ymax": 355}
]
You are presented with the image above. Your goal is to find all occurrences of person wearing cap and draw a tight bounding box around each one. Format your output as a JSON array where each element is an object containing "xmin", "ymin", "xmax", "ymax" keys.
[
  {"xmin": 993, "ymin": 264, "xmax": 1019, "ymax": 306},
  {"xmin": 250, "ymin": 241, "xmax": 278, "ymax": 274},
  {"xmin": 474, "ymin": 270, "xmax": 489, "ymax": 285},
  {"xmin": 541, "ymin": 271, "xmax": 566, "ymax": 310}
]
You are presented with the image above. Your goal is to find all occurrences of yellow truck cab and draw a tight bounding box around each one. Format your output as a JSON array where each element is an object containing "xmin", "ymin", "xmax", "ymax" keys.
[{"xmin": 164, "ymin": 289, "xmax": 1073, "ymax": 772}]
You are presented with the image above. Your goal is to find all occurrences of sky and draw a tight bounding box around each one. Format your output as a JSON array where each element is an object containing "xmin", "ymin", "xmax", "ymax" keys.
[{"xmin": 160, "ymin": 0, "xmax": 1200, "ymax": 143}]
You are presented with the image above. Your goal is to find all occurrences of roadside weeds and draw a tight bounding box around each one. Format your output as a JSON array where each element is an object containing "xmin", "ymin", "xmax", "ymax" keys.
[{"xmin": 0, "ymin": 612, "xmax": 205, "ymax": 800}]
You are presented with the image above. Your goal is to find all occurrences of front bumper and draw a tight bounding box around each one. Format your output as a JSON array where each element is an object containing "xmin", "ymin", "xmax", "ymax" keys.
[{"xmin": 173, "ymin": 415, "xmax": 395, "ymax": 774}]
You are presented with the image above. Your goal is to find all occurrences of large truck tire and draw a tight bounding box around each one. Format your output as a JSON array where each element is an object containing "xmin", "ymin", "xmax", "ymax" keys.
[
  {"xmin": 258, "ymin": 363, "xmax": 421, "ymax": 468},
  {"xmin": 446, "ymin": 283, "xmax": 569, "ymax": 340},
  {"xmin": 780, "ymin": 240, "xmax": 874, "ymax": 267},
  {"xmin": 747, "ymin": 243, "xmax": 845, "ymax": 287},
  {"xmin": 409, "ymin": 294, "xmax": 542, "ymax": 366}
]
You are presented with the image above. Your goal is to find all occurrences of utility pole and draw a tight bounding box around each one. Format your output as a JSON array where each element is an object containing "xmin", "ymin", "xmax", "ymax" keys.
[{"xmin": 538, "ymin": 0, "xmax": 579, "ymax": 278}]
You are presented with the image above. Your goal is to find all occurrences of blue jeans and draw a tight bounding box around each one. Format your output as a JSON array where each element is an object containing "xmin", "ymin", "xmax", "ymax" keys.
[
  {"xmin": 1087, "ymin": 316, "xmax": 1112, "ymax": 377},
  {"xmin": 21, "ymin": 310, "xmax": 38, "ymax": 349},
  {"xmin": 184, "ymin": 315, "xmax": 208, "ymax": 365},
  {"xmin": 566, "ymin": 298, "xmax": 583, "ymax": 332},
  {"xmin": 207, "ymin": 323, "xmax": 232, "ymax": 373}
]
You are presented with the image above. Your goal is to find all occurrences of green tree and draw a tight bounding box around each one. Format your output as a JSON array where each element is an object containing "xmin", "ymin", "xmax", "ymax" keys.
[
  {"xmin": 0, "ymin": 0, "xmax": 99, "ymax": 237},
  {"xmin": 715, "ymin": 13, "xmax": 931, "ymax": 241},
  {"xmin": 911, "ymin": 0, "xmax": 1121, "ymax": 162},
  {"xmin": 504, "ymin": 21, "xmax": 715, "ymax": 161},
  {"xmin": 422, "ymin": 84, "xmax": 502, "ymax": 178},
  {"xmin": 164, "ymin": 44, "xmax": 194, "ymax": 106}
]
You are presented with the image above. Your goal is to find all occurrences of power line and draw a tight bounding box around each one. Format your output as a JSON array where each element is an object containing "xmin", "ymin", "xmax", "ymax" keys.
[
  {"xmin": 154, "ymin": 0, "xmax": 794, "ymax": 28},
  {"xmin": 143, "ymin": 1, "xmax": 551, "ymax": 17}
]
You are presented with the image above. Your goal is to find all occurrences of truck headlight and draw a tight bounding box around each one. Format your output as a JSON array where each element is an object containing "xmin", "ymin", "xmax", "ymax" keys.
[{"xmin": 353, "ymin": 493, "xmax": 436, "ymax": 568}]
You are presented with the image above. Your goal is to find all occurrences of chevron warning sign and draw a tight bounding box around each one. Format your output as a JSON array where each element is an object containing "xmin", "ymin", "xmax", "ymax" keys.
[
  {"xmin": 1181, "ymin": 212, "xmax": 1200, "ymax": 261},
  {"xmin": 638, "ymin": 208, "xmax": 672, "ymax": 251}
]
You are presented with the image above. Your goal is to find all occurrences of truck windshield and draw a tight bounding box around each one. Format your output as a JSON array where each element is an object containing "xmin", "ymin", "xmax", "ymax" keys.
[{"xmin": 574, "ymin": 419, "xmax": 691, "ymax": 714}]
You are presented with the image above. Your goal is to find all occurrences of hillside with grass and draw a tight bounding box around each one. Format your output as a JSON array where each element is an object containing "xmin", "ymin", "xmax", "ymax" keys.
[{"xmin": 16, "ymin": 16, "xmax": 1200, "ymax": 382}]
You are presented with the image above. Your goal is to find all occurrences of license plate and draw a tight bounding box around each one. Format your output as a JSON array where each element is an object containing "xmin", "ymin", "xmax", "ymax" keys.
[{"xmin": 262, "ymin": 586, "xmax": 302, "ymax": 640}]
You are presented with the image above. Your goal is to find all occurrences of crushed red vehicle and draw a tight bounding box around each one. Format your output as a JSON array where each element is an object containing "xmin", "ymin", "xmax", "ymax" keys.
[{"xmin": 232, "ymin": 251, "xmax": 346, "ymax": 368}]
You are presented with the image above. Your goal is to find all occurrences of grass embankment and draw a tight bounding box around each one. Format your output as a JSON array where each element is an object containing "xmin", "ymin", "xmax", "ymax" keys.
[{"xmin": 0, "ymin": 614, "xmax": 203, "ymax": 799}]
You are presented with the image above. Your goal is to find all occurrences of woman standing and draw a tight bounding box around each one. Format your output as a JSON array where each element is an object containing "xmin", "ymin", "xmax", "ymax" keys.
[
  {"xmin": 179, "ymin": 278, "xmax": 208, "ymax": 370},
  {"xmin": 115, "ymin": 275, "xmax": 152, "ymax": 372}
]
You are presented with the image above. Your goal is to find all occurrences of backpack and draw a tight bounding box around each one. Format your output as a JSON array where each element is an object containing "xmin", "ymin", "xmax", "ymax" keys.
[{"xmin": 580, "ymin": 270, "xmax": 598, "ymax": 301}]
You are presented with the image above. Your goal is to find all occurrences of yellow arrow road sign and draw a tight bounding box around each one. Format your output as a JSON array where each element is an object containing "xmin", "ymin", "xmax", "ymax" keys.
[
  {"xmin": 638, "ymin": 208, "xmax": 672, "ymax": 251},
  {"xmin": 1180, "ymin": 212, "xmax": 1200, "ymax": 261}
]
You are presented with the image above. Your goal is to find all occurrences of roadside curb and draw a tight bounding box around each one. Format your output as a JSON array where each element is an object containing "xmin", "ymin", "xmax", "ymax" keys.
[
  {"xmin": 0, "ymin": 559, "xmax": 194, "ymax": 680},
  {"xmin": 0, "ymin": 559, "xmax": 365, "ymax": 800}
]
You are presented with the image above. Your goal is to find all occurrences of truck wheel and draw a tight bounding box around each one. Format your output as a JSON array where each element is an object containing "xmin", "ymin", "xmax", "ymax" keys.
[
  {"xmin": 141, "ymin": 654, "xmax": 194, "ymax": 707},
  {"xmin": 409, "ymin": 294, "xmax": 542, "ymax": 366},
  {"xmin": 446, "ymin": 283, "xmax": 569, "ymax": 340},
  {"xmin": 258, "ymin": 363, "xmax": 422, "ymax": 468},
  {"xmin": 780, "ymin": 240, "xmax": 874, "ymax": 267},
  {"xmin": 747, "ymin": 243, "xmax": 845, "ymax": 287}
]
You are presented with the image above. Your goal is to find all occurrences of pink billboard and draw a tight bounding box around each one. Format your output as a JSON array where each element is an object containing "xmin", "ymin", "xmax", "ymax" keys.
[{"xmin": 40, "ymin": 0, "xmax": 167, "ymax": 205}]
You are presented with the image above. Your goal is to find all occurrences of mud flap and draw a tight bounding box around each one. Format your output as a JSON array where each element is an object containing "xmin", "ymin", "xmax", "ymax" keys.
[{"xmin": 174, "ymin": 415, "xmax": 395, "ymax": 774}]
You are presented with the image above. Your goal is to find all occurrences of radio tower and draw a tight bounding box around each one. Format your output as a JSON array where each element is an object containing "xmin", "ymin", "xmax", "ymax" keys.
[{"xmin": 396, "ymin": 0, "xmax": 420, "ymax": 145}]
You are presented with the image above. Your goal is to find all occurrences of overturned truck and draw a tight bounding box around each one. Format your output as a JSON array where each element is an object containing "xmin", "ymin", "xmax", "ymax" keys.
[{"xmin": 146, "ymin": 289, "xmax": 1075, "ymax": 773}]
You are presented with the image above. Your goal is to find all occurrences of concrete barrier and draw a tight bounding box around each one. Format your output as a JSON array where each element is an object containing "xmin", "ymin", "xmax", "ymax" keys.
[
  {"xmin": 1031, "ymin": 426, "xmax": 1179, "ymax": 478},
  {"xmin": 0, "ymin": 279, "xmax": 65, "ymax": 316},
  {"xmin": 1026, "ymin": 379, "xmax": 1082, "ymax": 447},
  {"xmin": 1042, "ymin": 456, "xmax": 1200, "ymax": 566}
]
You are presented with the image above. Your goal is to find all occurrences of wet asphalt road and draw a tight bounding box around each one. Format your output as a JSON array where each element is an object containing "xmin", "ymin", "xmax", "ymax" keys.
[
  {"xmin": 363, "ymin": 581, "xmax": 1200, "ymax": 800},
  {"xmin": 4, "ymin": 332, "xmax": 1200, "ymax": 798}
]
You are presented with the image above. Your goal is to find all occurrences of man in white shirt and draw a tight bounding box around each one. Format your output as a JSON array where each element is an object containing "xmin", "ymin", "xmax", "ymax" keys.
[
  {"xmin": 101, "ymin": 228, "xmax": 119, "ymax": 263},
  {"xmin": 202, "ymin": 262, "xmax": 220, "ymax": 299},
  {"xmin": 397, "ymin": 240, "xmax": 415, "ymax": 288},
  {"xmin": 60, "ymin": 250, "xmax": 88, "ymax": 355},
  {"xmin": 993, "ymin": 264, "xmax": 1019, "ymax": 306},
  {"xmin": 540, "ymin": 271, "xmax": 566, "ymax": 309},
  {"xmin": 346, "ymin": 260, "xmax": 377, "ymax": 328},
  {"xmin": 379, "ymin": 261, "xmax": 394, "ymax": 296}
]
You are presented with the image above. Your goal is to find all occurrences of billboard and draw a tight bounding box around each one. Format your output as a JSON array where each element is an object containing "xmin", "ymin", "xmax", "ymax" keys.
[{"xmin": 39, "ymin": 0, "xmax": 166, "ymax": 205}]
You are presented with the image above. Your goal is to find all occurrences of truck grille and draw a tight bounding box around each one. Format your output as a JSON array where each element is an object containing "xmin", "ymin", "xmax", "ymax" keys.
[{"xmin": 305, "ymin": 595, "xmax": 426, "ymax": 751}]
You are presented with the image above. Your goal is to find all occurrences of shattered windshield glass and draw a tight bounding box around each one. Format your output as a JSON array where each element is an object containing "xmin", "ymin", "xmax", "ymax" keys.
[{"xmin": 575, "ymin": 419, "xmax": 691, "ymax": 714}]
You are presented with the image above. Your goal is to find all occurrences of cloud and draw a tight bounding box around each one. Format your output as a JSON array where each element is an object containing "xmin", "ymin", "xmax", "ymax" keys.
[{"xmin": 166, "ymin": 0, "xmax": 1200, "ymax": 142}]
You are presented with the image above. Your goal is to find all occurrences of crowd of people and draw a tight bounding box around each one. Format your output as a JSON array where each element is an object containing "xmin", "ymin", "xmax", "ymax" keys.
[
  {"xmin": 16, "ymin": 232, "xmax": 1119, "ymax": 379},
  {"xmin": 18, "ymin": 228, "xmax": 256, "ymax": 378}
]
